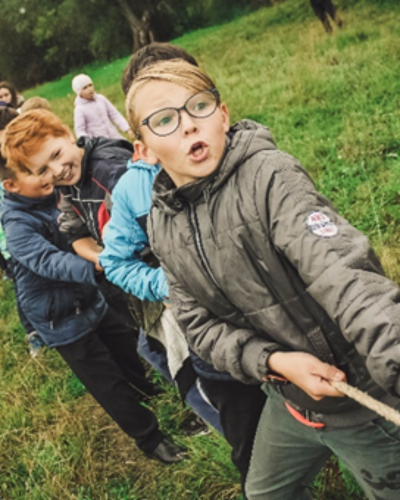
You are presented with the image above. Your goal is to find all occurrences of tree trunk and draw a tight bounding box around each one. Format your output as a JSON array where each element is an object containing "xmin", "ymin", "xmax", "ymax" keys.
[{"xmin": 114, "ymin": 0, "xmax": 154, "ymax": 52}]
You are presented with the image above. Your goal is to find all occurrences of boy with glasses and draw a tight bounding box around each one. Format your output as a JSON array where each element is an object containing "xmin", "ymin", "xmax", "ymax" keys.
[
  {"xmin": 100, "ymin": 43, "xmax": 266, "ymax": 487},
  {"xmin": 127, "ymin": 59, "xmax": 400, "ymax": 499}
]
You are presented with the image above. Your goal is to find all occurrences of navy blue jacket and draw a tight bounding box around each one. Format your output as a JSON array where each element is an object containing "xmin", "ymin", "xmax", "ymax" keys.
[{"xmin": 1, "ymin": 191, "xmax": 106, "ymax": 347}]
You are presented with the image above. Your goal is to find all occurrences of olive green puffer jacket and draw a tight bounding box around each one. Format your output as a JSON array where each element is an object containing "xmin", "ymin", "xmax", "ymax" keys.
[{"xmin": 149, "ymin": 120, "xmax": 400, "ymax": 423}]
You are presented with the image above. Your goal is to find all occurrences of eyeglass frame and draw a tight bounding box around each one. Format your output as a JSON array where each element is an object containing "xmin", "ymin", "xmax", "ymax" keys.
[{"xmin": 136, "ymin": 87, "xmax": 221, "ymax": 139}]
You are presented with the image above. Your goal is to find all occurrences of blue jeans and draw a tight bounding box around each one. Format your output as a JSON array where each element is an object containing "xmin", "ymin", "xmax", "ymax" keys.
[
  {"xmin": 246, "ymin": 384, "xmax": 400, "ymax": 500},
  {"xmin": 138, "ymin": 330, "xmax": 223, "ymax": 434}
]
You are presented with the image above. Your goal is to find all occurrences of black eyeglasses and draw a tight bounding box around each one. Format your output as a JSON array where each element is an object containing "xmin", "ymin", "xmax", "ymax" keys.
[{"xmin": 138, "ymin": 88, "xmax": 220, "ymax": 138}]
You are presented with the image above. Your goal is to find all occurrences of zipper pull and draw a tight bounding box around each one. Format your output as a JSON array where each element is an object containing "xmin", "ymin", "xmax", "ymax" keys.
[
  {"xmin": 74, "ymin": 300, "xmax": 82, "ymax": 315},
  {"xmin": 50, "ymin": 320, "xmax": 54, "ymax": 330}
]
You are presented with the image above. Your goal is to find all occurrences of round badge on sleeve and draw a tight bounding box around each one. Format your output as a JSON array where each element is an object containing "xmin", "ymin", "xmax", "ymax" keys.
[{"xmin": 306, "ymin": 211, "xmax": 338, "ymax": 238}]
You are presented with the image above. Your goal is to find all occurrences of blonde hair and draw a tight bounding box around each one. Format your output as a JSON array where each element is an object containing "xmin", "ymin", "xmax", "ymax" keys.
[
  {"xmin": 20, "ymin": 96, "xmax": 51, "ymax": 113},
  {"xmin": 125, "ymin": 59, "xmax": 217, "ymax": 136}
]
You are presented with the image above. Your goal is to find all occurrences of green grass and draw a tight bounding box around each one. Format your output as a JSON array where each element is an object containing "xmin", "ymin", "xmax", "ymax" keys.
[{"xmin": 2, "ymin": 0, "xmax": 400, "ymax": 497}]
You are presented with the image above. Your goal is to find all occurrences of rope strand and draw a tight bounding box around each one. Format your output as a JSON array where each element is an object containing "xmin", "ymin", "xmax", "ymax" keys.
[{"xmin": 330, "ymin": 380, "xmax": 400, "ymax": 427}]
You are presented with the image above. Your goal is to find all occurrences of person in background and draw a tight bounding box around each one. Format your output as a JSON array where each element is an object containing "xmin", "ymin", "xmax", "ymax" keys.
[
  {"xmin": 0, "ymin": 81, "xmax": 24, "ymax": 110},
  {"xmin": 310, "ymin": 0, "xmax": 343, "ymax": 33},
  {"xmin": 21, "ymin": 97, "xmax": 51, "ymax": 113},
  {"xmin": 72, "ymin": 74, "xmax": 133, "ymax": 140}
]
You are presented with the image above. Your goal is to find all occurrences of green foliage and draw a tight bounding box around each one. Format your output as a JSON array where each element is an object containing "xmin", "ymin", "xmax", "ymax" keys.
[{"xmin": 1, "ymin": 0, "xmax": 400, "ymax": 498}]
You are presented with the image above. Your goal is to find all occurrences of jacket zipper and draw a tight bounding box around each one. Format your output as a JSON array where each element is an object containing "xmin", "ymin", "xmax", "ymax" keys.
[
  {"xmin": 74, "ymin": 185, "xmax": 101, "ymax": 242},
  {"xmin": 187, "ymin": 203, "xmax": 221, "ymax": 290}
]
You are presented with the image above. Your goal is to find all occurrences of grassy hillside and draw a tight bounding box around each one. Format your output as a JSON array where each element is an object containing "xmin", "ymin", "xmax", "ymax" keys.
[{"xmin": 2, "ymin": 0, "xmax": 400, "ymax": 498}]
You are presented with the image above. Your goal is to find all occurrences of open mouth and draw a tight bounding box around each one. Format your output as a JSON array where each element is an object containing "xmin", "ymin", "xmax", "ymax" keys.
[
  {"xmin": 55, "ymin": 166, "xmax": 73, "ymax": 183},
  {"xmin": 188, "ymin": 142, "xmax": 208, "ymax": 161}
]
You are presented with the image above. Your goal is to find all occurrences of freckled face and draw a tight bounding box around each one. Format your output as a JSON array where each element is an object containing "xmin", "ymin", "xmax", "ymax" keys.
[{"xmin": 25, "ymin": 135, "xmax": 84, "ymax": 186}]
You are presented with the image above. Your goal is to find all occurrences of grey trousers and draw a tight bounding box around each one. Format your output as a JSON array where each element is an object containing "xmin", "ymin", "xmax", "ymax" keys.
[{"xmin": 245, "ymin": 385, "xmax": 400, "ymax": 500}]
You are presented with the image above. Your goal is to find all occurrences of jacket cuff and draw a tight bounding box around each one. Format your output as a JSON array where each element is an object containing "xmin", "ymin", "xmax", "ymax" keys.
[
  {"xmin": 240, "ymin": 337, "xmax": 281, "ymax": 381},
  {"xmin": 155, "ymin": 271, "xmax": 169, "ymax": 302}
]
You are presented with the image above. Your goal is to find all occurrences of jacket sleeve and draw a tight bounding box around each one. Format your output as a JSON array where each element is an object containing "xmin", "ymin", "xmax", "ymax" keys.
[
  {"xmin": 4, "ymin": 216, "xmax": 97, "ymax": 285},
  {"xmin": 74, "ymin": 106, "xmax": 87, "ymax": 138},
  {"xmin": 58, "ymin": 192, "xmax": 91, "ymax": 243},
  {"xmin": 102, "ymin": 95, "xmax": 130, "ymax": 133},
  {"xmin": 262, "ymin": 152, "xmax": 400, "ymax": 396},
  {"xmin": 162, "ymin": 264, "xmax": 280, "ymax": 384},
  {"xmin": 99, "ymin": 173, "xmax": 168, "ymax": 301}
]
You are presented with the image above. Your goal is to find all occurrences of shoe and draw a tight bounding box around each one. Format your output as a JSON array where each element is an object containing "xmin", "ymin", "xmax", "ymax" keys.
[
  {"xmin": 145, "ymin": 438, "xmax": 187, "ymax": 464},
  {"xmin": 180, "ymin": 415, "xmax": 211, "ymax": 437}
]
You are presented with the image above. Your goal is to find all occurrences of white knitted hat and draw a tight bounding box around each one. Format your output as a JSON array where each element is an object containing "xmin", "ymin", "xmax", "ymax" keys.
[{"xmin": 72, "ymin": 74, "xmax": 93, "ymax": 95}]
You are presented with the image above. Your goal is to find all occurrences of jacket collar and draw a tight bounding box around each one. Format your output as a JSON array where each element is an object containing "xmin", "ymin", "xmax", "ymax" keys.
[
  {"xmin": 3, "ymin": 191, "xmax": 57, "ymax": 211},
  {"xmin": 152, "ymin": 119, "xmax": 277, "ymax": 214},
  {"xmin": 75, "ymin": 93, "xmax": 98, "ymax": 106}
]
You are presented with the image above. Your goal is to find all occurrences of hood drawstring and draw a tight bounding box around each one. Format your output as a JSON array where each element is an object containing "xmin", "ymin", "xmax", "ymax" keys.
[{"xmin": 204, "ymin": 187, "xmax": 220, "ymax": 249}]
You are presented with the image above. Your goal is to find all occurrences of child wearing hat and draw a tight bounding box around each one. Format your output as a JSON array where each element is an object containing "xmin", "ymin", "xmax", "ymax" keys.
[{"xmin": 72, "ymin": 73, "xmax": 133, "ymax": 140}]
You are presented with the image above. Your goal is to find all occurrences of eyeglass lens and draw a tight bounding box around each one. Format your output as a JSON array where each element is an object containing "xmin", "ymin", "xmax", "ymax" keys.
[{"xmin": 148, "ymin": 90, "xmax": 218, "ymax": 136}]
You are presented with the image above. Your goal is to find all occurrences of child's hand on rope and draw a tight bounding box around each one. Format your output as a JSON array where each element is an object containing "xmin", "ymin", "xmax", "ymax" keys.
[{"xmin": 268, "ymin": 351, "xmax": 346, "ymax": 400}]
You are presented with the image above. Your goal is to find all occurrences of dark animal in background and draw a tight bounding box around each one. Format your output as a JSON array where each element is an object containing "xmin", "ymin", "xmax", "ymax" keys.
[{"xmin": 310, "ymin": 0, "xmax": 343, "ymax": 33}]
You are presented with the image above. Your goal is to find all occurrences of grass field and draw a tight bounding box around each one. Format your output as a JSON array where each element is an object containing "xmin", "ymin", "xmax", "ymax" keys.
[{"xmin": 1, "ymin": 0, "xmax": 400, "ymax": 498}]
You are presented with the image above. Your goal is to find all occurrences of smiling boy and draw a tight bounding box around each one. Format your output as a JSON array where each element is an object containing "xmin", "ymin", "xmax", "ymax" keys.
[
  {"xmin": 127, "ymin": 60, "xmax": 400, "ymax": 499},
  {"xmin": 1, "ymin": 110, "xmax": 186, "ymax": 464}
]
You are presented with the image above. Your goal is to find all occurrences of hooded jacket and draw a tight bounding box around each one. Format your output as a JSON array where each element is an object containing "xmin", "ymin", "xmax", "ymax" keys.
[
  {"xmin": 149, "ymin": 120, "xmax": 400, "ymax": 424},
  {"xmin": 58, "ymin": 136, "xmax": 133, "ymax": 245},
  {"xmin": 99, "ymin": 159, "xmax": 233, "ymax": 383},
  {"xmin": 74, "ymin": 93, "xmax": 130, "ymax": 140},
  {"xmin": 1, "ymin": 191, "xmax": 106, "ymax": 347},
  {"xmin": 100, "ymin": 160, "xmax": 168, "ymax": 302}
]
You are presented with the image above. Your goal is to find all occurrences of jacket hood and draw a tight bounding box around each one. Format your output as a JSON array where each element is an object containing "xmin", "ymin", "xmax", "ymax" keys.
[
  {"xmin": 127, "ymin": 158, "xmax": 161, "ymax": 174},
  {"xmin": 76, "ymin": 135, "xmax": 134, "ymax": 189},
  {"xmin": 74, "ymin": 93, "xmax": 98, "ymax": 106},
  {"xmin": 1, "ymin": 191, "xmax": 57, "ymax": 220},
  {"xmin": 152, "ymin": 120, "xmax": 276, "ymax": 214}
]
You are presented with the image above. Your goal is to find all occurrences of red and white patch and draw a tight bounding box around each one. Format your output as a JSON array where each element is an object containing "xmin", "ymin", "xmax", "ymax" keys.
[{"xmin": 306, "ymin": 211, "xmax": 338, "ymax": 238}]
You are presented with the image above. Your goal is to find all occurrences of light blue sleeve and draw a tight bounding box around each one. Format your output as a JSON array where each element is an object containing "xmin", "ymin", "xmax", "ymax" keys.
[{"xmin": 99, "ymin": 167, "xmax": 169, "ymax": 302}]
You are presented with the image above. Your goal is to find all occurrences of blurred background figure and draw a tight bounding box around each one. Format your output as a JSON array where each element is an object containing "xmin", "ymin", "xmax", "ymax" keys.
[
  {"xmin": 310, "ymin": 0, "xmax": 343, "ymax": 33},
  {"xmin": 72, "ymin": 73, "xmax": 133, "ymax": 140},
  {"xmin": 20, "ymin": 97, "xmax": 51, "ymax": 113},
  {"xmin": 0, "ymin": 81, "xmax": 24, "ymax": 110}
]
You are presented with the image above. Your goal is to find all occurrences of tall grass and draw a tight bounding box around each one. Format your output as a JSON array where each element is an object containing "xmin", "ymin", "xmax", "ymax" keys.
[{"xmin": 2, "ymin": 0, "xmax": 399, "ymax": 497}]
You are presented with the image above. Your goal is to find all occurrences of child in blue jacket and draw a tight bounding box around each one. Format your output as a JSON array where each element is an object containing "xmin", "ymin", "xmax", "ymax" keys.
[{"xmin": 0, "ymin": 154, "xmax": 185, "ymax": 464}]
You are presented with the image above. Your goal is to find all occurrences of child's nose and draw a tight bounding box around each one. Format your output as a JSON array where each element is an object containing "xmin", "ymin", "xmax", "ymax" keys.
[
  {"xmin": 48, "ymin": 162, "xmax": 63, "ymax": 178},
  {"xmin": 180, "ymin": 110, "xmax": 198, "ymax": 135}
]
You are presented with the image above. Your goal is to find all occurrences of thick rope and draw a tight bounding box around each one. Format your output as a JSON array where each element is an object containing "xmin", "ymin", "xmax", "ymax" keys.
[{"xmin": 330, "ymin": 380, "xmax": 400, "ymax": 427}]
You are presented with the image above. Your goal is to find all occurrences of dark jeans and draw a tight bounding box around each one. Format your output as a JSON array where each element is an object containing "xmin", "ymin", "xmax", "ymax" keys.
[
  {"xmin": 56, "ymin": 308, "xmax": 164, "ymax": 453},
  {"xmin": 200, "ymin": 377, "xmax": 266, "ymax": 488}
]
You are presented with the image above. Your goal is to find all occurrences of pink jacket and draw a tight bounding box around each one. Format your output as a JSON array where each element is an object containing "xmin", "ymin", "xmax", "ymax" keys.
[{"xmin": 74, "ymin": 93, "xmax": 130, "ymax": 140}]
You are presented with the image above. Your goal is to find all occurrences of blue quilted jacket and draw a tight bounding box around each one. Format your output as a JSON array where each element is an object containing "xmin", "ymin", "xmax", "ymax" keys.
[{"xmin": 1, "ymin": 191, "xmax": 106, "ymax": 347}]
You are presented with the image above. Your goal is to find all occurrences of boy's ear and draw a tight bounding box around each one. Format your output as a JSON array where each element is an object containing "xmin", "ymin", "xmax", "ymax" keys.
[
  {"xmin": 134, "ymin": 140, "xmax": 160, "ymax": 165},
  {"xmin": 3, "ymin": 178, "xmax": 19, "ymax": 193},
  {"xmin": 220, "ymin": 102, "xmax": 230, "ymax": 133}
]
